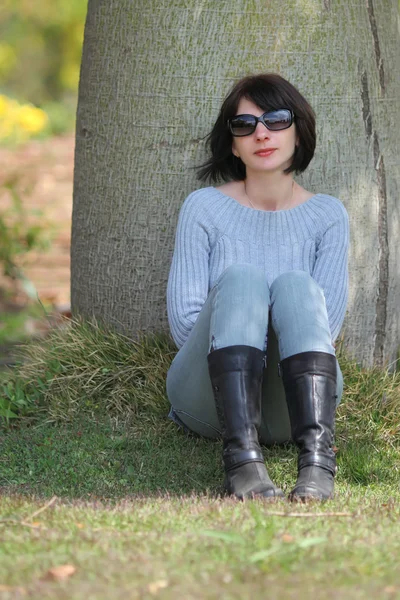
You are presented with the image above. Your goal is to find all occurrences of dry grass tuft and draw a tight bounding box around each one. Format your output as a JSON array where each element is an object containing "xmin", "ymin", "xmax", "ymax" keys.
[
  {"xmin": 1, "ymin": 317, "xmax": 175, "ymax": 423},
  {"xmin": 1, "ymin": 319, "xmax": 400, "ymax": 445},
  {"xmin": 336, "ymin": 346, "xmax": 400, "ymax": 444}
]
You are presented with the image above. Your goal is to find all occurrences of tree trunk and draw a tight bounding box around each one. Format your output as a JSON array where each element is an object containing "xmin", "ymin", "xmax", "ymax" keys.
[{"xmin": 72, "ymin": 0, "xmax": 399, "ymax": 367}]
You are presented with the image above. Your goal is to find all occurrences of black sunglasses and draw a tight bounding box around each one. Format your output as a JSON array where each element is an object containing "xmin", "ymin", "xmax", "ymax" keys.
[{"xmin": 227, "ymin": 109, "xmax": 294, "ymax": 137}]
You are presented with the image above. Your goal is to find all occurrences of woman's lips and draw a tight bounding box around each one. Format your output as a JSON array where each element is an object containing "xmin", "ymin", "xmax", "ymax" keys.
[{"xmin": 255, "ymin": 148, "xmax": 276, "ymax": 157}]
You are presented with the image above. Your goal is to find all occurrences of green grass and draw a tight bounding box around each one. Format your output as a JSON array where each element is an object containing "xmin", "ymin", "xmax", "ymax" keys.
[
  {"xmin": 1, "ymin": 491, "xmax": 400, "ymax": 599},
  {"xmin": 1, "ymin": 417, "xmax": 399, "ymax": 500},
  {"xmin": 0, "ymin": 418, "xmax": 222, "ymax": 498},
  {"xmin": 0, "ymin": 320, "xmax": 399, "ymax": 598}
]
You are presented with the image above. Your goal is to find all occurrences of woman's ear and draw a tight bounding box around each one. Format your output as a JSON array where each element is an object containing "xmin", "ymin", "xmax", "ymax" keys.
[{"xmin": 232, "ymin": 144, "xmax": 240, "ymax": 158}]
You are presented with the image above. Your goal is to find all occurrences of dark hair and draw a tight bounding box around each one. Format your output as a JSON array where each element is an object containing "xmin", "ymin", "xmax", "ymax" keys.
[{"xmin": 197, "ymin": 73, "xmax": 316, "ymax": 182}]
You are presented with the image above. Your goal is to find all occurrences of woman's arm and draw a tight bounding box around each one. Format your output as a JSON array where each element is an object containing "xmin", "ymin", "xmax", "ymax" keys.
[
  {"xmin": 312, "ymin": 202, "xmax": 350, "ymax": 341},
  {"xmin": 167, "ymin": 193, "xmax": 211, "ymax": 348}
]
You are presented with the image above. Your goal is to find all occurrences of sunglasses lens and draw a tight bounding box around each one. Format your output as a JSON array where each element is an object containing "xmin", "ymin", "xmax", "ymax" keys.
[
  {"xmin": 229, "ymin": 115, "xmax": 257, "ymax": 137},
  {"xmin": 264, "ymin": 109, "xmax": 292, "ymax": 130}
]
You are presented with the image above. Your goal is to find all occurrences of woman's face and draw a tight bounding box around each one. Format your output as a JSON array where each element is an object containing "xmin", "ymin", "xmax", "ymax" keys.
[{"xmin": 231, "ymin": 97, "xmax": 298, "ymax": 175}]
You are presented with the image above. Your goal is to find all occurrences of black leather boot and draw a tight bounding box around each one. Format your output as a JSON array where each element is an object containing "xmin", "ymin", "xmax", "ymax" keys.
[
  {"xmin": 207, "ymin": 345, "xmax": 284, "ymax": 500},
  {"xmin": 280, "ymin": 351, "xmax": 337, "ymax": 501}
]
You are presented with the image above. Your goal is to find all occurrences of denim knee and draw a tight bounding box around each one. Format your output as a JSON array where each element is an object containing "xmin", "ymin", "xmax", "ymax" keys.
[
  {"xmin": 271, "ymin": 270, "xmax": 321, "ymax": 295},
  {"xmin": 218, "ymin": 263, "xmax": 268, "ymax": 290},
  {"xmin": 270, "ymin": 270, "xmax": 327, "ymax": 314}
]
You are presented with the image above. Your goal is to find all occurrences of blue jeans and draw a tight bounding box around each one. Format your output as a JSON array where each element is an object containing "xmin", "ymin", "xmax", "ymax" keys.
[{"xmin": 166, "ymin": 265, "xmax": 343, "ymax": 445}]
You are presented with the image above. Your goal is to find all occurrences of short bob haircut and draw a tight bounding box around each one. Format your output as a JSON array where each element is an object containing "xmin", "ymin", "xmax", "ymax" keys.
[{"xmin": 197, "ymin": 73, "xmax": 316, "ymax": 182}]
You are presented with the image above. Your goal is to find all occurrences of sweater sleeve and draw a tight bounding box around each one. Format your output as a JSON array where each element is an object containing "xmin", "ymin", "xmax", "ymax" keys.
[
  {"xmin": 167, "ymin": 193, "xmax": 211, "ymax": 348},
  {"xmin": 312, "ymin": 202, "xmax": 350, "ymax": 341}
]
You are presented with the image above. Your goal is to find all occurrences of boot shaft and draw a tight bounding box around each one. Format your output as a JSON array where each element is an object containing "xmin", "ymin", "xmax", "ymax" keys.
[
  {"xmin": 207, "ymin": 345, "xmax": 265, "ymax": 435},
  {"xmin": 281, "ymin": 351, "xmax": 337, "ymax": 475},
  {"xmin": 207, "ymin": 345, "xmax": 265, "ymax": 470}
]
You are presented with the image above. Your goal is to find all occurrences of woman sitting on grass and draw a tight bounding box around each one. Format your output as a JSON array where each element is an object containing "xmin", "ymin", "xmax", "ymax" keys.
[{"xmin": 166, "ymin": 73, "xmax": 349, "ymax": 502}]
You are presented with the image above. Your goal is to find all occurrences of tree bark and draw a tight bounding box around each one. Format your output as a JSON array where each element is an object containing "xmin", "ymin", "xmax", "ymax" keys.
[{"xmin": 72, "ymin": 0, "xmax": 400, "ymax": 367}]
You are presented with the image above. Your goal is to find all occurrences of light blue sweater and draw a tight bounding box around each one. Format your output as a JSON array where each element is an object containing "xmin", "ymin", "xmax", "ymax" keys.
[{"xmin": 167, "ymin": 187, "xmax": 350, "ymax": 349}]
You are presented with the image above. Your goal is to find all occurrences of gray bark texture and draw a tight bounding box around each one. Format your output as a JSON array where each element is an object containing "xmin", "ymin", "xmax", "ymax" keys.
[{"xmin": 72, "ymin": 0, "xmax": 400, "ymax": 368}]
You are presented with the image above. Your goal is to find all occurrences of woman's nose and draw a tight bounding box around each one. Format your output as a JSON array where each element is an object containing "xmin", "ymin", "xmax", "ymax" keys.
[{"xmin": 255, "ymin": 121, "xmax": 270, "ymax": 139}]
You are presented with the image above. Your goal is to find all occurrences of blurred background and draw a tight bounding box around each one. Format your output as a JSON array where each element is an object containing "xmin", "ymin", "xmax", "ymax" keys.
[{"xmin": 0, "ymin": 0, "xmax": 87, "ymax": 350}]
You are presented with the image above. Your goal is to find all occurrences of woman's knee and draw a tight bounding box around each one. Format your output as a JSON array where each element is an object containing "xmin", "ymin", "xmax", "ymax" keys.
[
  {"xmin": 271, "ymin": 270, "xmax": 321, "ymax": 295},
  {"xmin": 218, "ymin": 263, "xmax": 269, "ymax": 292},
  {"xmin": 271, "ymin": 270, "xmax": 326, "ymax": 308}
]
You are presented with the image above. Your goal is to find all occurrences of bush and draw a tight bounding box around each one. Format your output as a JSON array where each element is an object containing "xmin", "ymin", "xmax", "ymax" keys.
[{"xmin": 0, "ymin": 177, "xmax": 50, "ymax": 297}]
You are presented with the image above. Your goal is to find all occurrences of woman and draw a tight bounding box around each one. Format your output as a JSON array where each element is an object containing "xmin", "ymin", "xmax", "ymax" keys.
[{"xmin": 166, "ymin": 73, "xmax": 349, "ymax": 502}]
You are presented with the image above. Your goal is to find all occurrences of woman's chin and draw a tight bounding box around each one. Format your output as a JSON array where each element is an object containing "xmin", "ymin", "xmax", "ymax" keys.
[{"xmin": 248, "ymin": 161, "xmax": 290, "ymax": 175}]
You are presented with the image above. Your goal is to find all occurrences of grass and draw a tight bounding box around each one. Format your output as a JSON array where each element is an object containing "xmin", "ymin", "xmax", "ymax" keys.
[
  {"xmin": 0, "ymin": 319, "xmax": 174, "ymax": 422},
  {"xmin": 0, "ymin": 319, "xmax": 399, "ymax": 598},
  {"xmin": 1, "ymin": 494, "xmax": 399, "ymax": 599}
]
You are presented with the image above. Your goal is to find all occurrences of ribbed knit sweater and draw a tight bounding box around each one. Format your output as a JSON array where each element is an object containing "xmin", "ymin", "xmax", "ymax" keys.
[{"xmin": 167, "ymin": 187, "xmax": 350, "ymax": 349}]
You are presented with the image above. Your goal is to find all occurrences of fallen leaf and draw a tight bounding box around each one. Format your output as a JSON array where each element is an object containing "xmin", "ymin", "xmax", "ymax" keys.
[
  {"xmin": 147, "ymin": 579, "xmax": 169, "ymax": 594},
  {"xmin": 42, "ymin": 564, "xmax": 76, "ymax": 581},
  {"xmin": 29, "ymin": 521, "xmax": 42, "ymax": 528},
  {"xmin": 75, "ymin": 523, "xmax": 84, "ymax": 529},
  {"xmin": 281, "ymin": 534, "xmax": 295, "ymax": 543},
  {"xmin": 384, "ymin": 586, "xmax": 397, "ymax": 594}
]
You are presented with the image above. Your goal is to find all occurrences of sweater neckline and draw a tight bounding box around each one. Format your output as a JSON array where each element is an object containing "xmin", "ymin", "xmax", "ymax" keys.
[{"xmin": 209, "ymin": 187, "xmax": 322, "ymax": 215}]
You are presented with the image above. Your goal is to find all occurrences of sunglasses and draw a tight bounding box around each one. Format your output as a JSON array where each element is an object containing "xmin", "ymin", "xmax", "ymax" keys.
[{"xmin": 227, "ymin": 109, "xmax": 294, "ymax": 137}]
